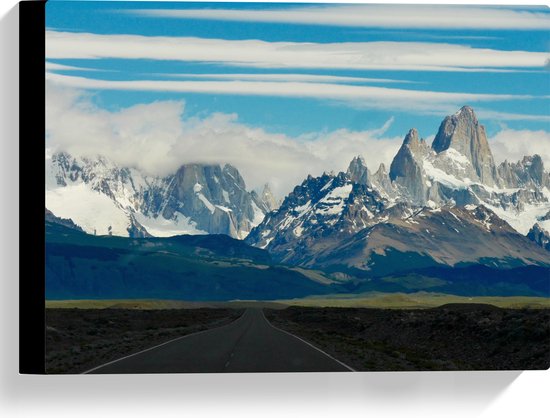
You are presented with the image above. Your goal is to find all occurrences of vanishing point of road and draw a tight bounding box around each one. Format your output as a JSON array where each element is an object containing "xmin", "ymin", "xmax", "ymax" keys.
[{"xmin": 85, "ymin": 308, "xmax": 354, "ymax": 374}]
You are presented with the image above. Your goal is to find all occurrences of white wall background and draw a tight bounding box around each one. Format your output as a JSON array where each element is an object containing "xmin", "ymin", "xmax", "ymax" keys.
[{"xmin": 1, "ymin": 1, "xmax": 548, "ymax": 417}]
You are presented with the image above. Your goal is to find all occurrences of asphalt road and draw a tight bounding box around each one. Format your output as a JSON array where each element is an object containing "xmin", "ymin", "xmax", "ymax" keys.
[{"xmin": 86, "ymin": 308, "xmax": 353, "ymax": 374}]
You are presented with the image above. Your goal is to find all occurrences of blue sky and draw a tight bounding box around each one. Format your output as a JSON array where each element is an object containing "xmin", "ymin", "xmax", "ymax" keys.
[{"xmin": 45, "ymin": 1, "xmax": 550, "ymax": 195}]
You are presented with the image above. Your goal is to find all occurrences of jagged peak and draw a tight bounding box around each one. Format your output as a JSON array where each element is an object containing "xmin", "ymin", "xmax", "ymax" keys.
[
  {"xmin": 223, "ymin": 162, "xmax": 238, "ymax": 172},
  {"xmin": 257, "ymin": 182, "xmax": 279, "ymax": 211},
  {"xmin": 375, "ymin": 162, "xmax": 387, "ymax": 175},
  {"xmin": 350, "ymin": 155, "xmax": 366, "ymax": 165},
  {"xmin": 347, "ymin": 155, "xmax": 370, "ymax": 185},
  {"xmin": 261, "ymin": 182, "xmax": 277, "ymax": 202},
  {"xmin": 433, "ymin": 106, "xmax": 483, "ymax": 153},
  {"xmin": 347, "ymin": 155, "xmax": 368, "ymax": 172},
  {"xmin": 399, "ymin": 128, "xmax": 429, "ymax": 159},
  {"xmin": 301, "ymin": 171, "xmax": 337, "ymax": 187},
  {"xmin": 453, "ymin": 105, "xmax": 478, "ymax": 122},
  {"xmin": 431, "ymin": 105, "xmax": 499, "ymax": 186},
  {"xmin": 500, "ymin": 154, "xmax": 543, "ymax": 169},
  {"xmin": 403, "ymin": 128, "xmax": 420, "ymax": 145},
  {"xmin": 522, "ymin": 154, "xmax": 543, "ymax": 166}
]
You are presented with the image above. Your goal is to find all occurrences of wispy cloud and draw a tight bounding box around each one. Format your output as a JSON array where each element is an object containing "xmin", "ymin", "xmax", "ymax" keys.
[
  {"xmin": 46, "ymin": 31, "xmax": 549, "ymax": 72},
  {"xmin": 368, "ymin": 116, "xmax": 395, "ymax": 137},
  {"xmin": 46, "ymin": 72, "xmax": 549, "ymax": 122},
  {"xmin": 124, "ymin": 5, "xmax": 550, "ymax": 30},
  {"xmin": 343, "ymin": 29, "xmax": 502, "ymax": 41},
  {"xmin": 159, "ymin": 73, "xmax": 415, "ymax": 84},
  {"xmin": 45, "ymin": 61, "xmax": 97, "ymax": 72},
  {"xmin": 46, "ymin": 82, "xmax": 550, "ymax": 196},
  {"xmin": 476, "ymin": 109, "xmax": 550, "ymax": 123},
  {"xmin": 45, "ymin": 82, "xmax": 403, "ymax": 196}
]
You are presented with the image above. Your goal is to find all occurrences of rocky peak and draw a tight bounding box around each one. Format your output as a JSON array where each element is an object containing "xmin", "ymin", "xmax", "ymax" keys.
[
  {"xmin": 370, "ymin": 163, "xmax": 396, "ymax": 199},
  {"xmin": 455, "ymin": 105, "xmax": 478, "ymax": 121},
  {"xmin": 431, "ymin": 106, "xmax": 498, "ymax": 186},
  {"xmin": 403, "ymin": 128, "xmax": 419, "ymax": 144},
  {"xmin": 261, "ymin": 183, "xmax": 279, "ymax": 211},
  {"xmin": 245, "ymin": 168, "xmax": 386, "ymax": 254},
  {"xmin": 498, "ymin": 154, "xmax": 548, "ymax": 188},
  {"xmin": 346, "ymin": 155, "xmax": 370, "ymax": 185},
  {"xmin": 47, "ymin": 151, "xmax": 269, "ymax": 239},
  {"xmin": 162, "ymin": 162, "xmax": 264, "ymax": 238},
  {"xmin": 527, "ymin": 223, "xmax": 550, "ymax": 251},
  {"xmin": 252, "ymin": 183, "xmax": 279, "ymax": 213},
  {"xmin": 222, "ymin": 164, "xmax": 246, "ymax": 189},
  {"xmin": 432, "ymin": 106, "xmax": 479, "ymax": 153},
  {"xmin": 375, "ymin": 163, "xmax": 387, "ymax": 176},
  {"xmin": 522, "ymin": 155, "xmax": 545, "ymax": 186},
  {"xmin": 389, "ymin": 128, "xmax": 427, "ymax": 204}
]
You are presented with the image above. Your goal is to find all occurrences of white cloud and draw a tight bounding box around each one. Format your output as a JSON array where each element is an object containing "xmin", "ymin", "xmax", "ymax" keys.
[
  {"xmin": 299, "ymin": 128, "xmax": 403, "ymax": 177},
  {"xmin": 46, "ymin": 61, "xmax": 91, "ymax": 71},
  {"xmin": 490, "ymin": 129, "xmax": 550, "ymax": 168},
  {"xmin": 474, "ymin": 109, "xmax": 550, "ymax": 123},
  {"xmin": 160, "ymin": 73, "xmax": 413, "ymax": 84},
  {"xmin": 46, "ymin": 72, "xmax": 544, "ymax": 122},
  {"xmin": 126, "ymin": 5, "xmax": 550, "ymax": 30},
  {"xmin": 46, "ymin": 83, "xmax": 186, "ymax": 175},
  {"xmin": 46, "ymin": 83, "xmax": 550, "ymax": 198},
  {"xmin": 46, "ymin": 82, "xmax": 402, "ymax": 197},
  {"xmin": 46, "ymin": 31, "xmax": 548, "ymax": 72},
  {"xmin": 369, "ymin": 116, "xmax": 395, "ymax": 137}
]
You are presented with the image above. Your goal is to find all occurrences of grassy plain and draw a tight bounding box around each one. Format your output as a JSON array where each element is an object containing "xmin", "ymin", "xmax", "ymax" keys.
[
  {"xmin": 46, "ymin": 292, "xmax": 550, "ymax": 310},
  {"xmin": 276, "ymin": 292, "xmax": 550, "ymax": 309}
]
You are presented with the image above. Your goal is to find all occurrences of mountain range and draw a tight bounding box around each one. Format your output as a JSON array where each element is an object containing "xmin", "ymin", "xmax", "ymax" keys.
[
  {"xmin": 45, "ymin": 205, "xmax": 549, "ymax": 298},
  {"xmin": 45, "ymin": 106, "xmax": 550, "ymax": 296},
  {"xmin": 246, "ymin": 107, "xmax": 550, "ymax": 277},
  {"xmin": 46, "ymin": 152, "xmax": 278, "ymax": 239}
]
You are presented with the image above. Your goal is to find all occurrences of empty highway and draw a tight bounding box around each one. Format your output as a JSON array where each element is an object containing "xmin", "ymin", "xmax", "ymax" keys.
[{"xmin": 85, "ymin": 308, "xmax": 353, "ymax": 374}]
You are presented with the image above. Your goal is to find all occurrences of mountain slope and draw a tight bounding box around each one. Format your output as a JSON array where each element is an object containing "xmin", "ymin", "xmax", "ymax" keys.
[
  {"xmin": 46, "ymin": 152, "xmax": 274, "ymax": 239},
  {"xmin": 247, "ymin": 106, "xmax": 550, "ymax": 281},
  {"xmin": 387, "ymin": 106, "xmax": 550, "ymax": 233},
  {"xmin": 45, "ymin": 207, "xmax": 84, "ymax": 232},
  {"xmin": 246, "ymin": 173, "xmax": 549, "ymax": 271},
  {"xmin": 45, "ymin": 221, "xmax": 334, "ymax": 301}
]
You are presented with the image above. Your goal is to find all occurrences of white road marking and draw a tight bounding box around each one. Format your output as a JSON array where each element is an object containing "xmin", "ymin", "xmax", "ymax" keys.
[
  {"xmin": 80, "ymin": 309, "xmax": 355, "ymax": 374},
  {"xmin": 81, "ymin": 311, "xmax": 246, "ymax": 374},
  {"xmin": 260, "ymin": 310, "xmax": 356, "ymax": 372}
]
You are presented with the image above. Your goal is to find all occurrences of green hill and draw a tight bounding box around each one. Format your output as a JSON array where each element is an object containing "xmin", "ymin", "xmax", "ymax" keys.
[{"xmin": 45, "ymin": 221, "xmax": 333, "ymax": 301}]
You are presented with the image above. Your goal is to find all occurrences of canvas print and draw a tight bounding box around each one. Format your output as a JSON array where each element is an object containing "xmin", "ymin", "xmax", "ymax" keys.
[{"xmin": 44, "ymin": 1, "xmax": 550, "ymax": 373}]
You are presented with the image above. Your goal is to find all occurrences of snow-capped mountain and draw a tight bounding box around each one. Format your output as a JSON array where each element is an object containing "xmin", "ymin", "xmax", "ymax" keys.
[
  {"xmin": 245, "ymin": 167, "xmax": 549, "ymax": 272},
  {"xmin": 246, "ymin": 170, "xmax": 387, "ymax": 250},
  {"xmin": 46, "ymin": 151, "xmax": 276, "ymax": 239},
  {"xmin": 246, "ymin": 106, "xmax": 550, "ymax": 274},
  {"xmin": 387, "ymin": 106, "xmax": 550, "ymax": 234},
  {"xmin": 46, "ymin": 104, "xmax": 549, "ymax": 274}
]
